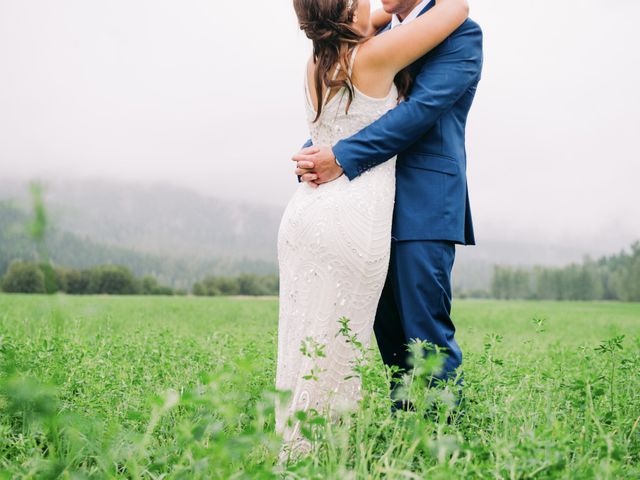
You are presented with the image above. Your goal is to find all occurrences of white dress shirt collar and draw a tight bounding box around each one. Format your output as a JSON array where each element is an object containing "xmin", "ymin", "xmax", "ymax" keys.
[{"xmin": 391, "ymin": 0, "xmax": 431, "ymax": 29}]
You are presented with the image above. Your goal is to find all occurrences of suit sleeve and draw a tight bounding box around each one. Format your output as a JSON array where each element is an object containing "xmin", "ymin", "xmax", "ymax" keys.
[{"xmin": 333, "ymin": 22, "xmax": 483, "ymax": 181}]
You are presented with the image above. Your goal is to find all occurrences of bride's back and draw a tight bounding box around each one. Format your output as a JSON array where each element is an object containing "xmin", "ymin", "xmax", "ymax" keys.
[{"xmin": 304, "ymin": 47, "xmax": 399, "ymax": 147}]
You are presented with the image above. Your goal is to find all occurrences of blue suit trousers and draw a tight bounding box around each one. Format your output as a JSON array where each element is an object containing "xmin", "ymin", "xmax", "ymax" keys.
[{"xmin": 374, "ymin": 240, "xmax": 462, "ymax": 388}]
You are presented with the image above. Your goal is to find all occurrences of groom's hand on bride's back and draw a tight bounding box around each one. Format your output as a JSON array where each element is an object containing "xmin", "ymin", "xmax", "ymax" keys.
[{"xmin": 293, "ymin": 145, "xmax": 344, "ymax": 187}]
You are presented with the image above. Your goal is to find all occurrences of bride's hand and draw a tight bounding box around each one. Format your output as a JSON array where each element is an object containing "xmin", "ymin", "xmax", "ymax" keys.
[{"xmin": 293, "ymin": 145, "xmax": 343, "ymax": 187}]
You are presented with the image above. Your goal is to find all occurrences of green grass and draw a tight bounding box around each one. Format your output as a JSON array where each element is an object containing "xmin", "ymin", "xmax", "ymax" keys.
[{"xmin": 0, "ymin": 295, "xmax": 639, "ymax": 478}]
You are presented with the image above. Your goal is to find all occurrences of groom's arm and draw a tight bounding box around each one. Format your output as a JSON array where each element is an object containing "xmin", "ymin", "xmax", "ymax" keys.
[
  {"xmin": 296, "ymin": 20, "xmax": 483, "ymax": 183},
  {"xmin": 336, "ymin": 21, "xmax": 483, "ymax": 180}
]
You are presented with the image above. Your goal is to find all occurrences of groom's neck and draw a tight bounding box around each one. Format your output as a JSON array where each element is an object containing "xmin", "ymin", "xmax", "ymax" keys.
[{"xmin": 395, "ymin": 0, "xmax": 424, "ymax": 22}]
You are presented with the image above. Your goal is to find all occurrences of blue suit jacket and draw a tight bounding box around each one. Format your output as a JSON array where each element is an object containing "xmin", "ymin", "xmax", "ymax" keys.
[{"xmin": 320, "ymin": 2, "xmax": 483, "ymax": 245}]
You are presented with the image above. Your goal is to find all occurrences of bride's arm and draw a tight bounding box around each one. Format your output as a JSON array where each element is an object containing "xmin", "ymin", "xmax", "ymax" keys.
[
  {"xmin": 359, "ymin": 0, "xmax": 469, "ymax": 77},
  {"xmin": 367, "ymin": 9, "xmax": 392, "ymax": 35}
]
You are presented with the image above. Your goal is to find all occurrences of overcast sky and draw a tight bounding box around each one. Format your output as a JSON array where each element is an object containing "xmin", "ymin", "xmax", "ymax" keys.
[{"xmin": 0, "ymin": 0, "xmax": 639, "ymax": 249}]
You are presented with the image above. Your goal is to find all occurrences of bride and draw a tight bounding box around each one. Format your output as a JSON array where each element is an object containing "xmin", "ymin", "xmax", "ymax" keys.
[{"xmin": 276, "ymin": 0, "xmax": 469, "ymax": 455}]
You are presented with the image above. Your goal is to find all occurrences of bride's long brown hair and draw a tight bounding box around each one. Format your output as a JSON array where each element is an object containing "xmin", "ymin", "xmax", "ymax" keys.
[{"xmin": 293, "ymin": 0, "xmax": 412, "ymax": 122}]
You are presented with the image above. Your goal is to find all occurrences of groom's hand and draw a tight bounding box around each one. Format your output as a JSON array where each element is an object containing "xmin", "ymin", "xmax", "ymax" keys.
[{"xmin": 293, "ymin": 145, "xmax": 344, "ymax": 186}]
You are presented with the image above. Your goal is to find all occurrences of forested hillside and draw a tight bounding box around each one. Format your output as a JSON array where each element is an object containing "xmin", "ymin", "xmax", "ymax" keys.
[
  {"xmin": 0, "ymin": 179, "xmax": 282, "ymax": 261},
  {"xmin": 491, "ymin": 242, "xmax": 640, "ymax": 301},
  {"xmin": 0, "ymin": 201, "xmax": 275, "ymax": 290},
  {"xmin": 1, "ymin": 178, "xmax": 635, "ymax": 294}
]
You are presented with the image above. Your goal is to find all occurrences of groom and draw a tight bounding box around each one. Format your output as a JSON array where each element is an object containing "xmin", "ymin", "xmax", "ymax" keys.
[{"xmin": 294, "ymin": 0, "xmax": 483, "ymax": 405}]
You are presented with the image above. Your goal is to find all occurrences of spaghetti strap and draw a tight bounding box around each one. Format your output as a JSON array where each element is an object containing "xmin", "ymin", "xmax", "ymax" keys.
[
  {"xmin": 322, "ymin": 64, "xmax": 340, "ymax": 105},
  {"xmin": 348, "ymin": 45, "xmax": 360, "ymax": 76},
  {"xmin": 304, "ymin": 49, "xmax": 359, "ymax": 114},
  {"xmin": 322, "ymin": 64, "xmax": 343, "ymax": 105},
  {"xmin": 323, "ymin": 47, "xmax": 358, "ymax": 105},
  {"xmin": 304, "ymin": 62, "xmax": 344, "ymax": 112}
]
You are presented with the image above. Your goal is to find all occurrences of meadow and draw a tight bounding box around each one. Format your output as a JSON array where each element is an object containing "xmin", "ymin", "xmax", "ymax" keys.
[{"xmin": 0, "ymin": 294, "xmax": 639, "ymax": 478}]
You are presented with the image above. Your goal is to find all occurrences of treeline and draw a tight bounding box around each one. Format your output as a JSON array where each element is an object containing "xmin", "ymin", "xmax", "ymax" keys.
[
  {"xmin": 0, "ymin": 202, "xmax": 277, "ymax": 291},
  {"xmin": 192, "ymin": 274, "xmax": 278, "ymax": 297},
  {"xmin": 491, "ymin": 242, "xmax": 640, "ymax": 302},
  {"xmin": 0, "ymin": 260, "xmax": 279, "ymax": 297},
  {"xmin": 0, "ymin": 261, "xmax": 179, "ymax": 296}
]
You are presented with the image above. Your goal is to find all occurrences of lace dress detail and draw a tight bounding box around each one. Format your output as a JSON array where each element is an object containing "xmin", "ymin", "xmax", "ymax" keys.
[{"xmin": 276, "ymin": 47, "xmax": 398, "ymax": 457}]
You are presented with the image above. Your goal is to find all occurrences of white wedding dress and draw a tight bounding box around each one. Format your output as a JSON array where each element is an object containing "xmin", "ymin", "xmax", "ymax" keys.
[{"xmin": 276, "ymin": 47, "xmax": 398, "ymax": 455}]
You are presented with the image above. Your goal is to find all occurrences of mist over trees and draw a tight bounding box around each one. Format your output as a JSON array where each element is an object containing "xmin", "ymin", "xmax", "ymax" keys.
[
  {"xmin": 0, "ymin": 184, "xmax": 279, "ymax": 296},
  {"xmin": 491, "ymin": 242, "xmax": 640, "ymax": 302},
  {"xmin": 0, "ymin": 201, "xmax": 276, "ymax": 290},
  {"xmin": 1, "ymin": 179, "xmax": 638, "ymax": 301}
]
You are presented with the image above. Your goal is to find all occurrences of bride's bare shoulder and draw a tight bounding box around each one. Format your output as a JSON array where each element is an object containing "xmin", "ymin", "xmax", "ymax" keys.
[{"xmin": 350, "ymin": 37, "xmax": 396, "ymax": 97}]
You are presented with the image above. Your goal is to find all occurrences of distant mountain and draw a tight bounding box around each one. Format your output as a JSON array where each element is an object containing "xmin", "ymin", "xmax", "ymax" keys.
[
  {"xmin": 1, "ymin": 177, "xmax": 634, "ymax": 292},
  {"xmin": 0, "ymin": 178, "xmax": 282, "ymax": 261},
  {"xmin": 0, "ymin": 200, "xmax": 276, "ymax": 290}
]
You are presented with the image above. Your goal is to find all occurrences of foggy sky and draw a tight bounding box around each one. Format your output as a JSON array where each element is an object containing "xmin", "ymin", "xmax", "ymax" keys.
[{"xmin": 0, "ymin": 0, "xmax": 639, "ymax": 250}]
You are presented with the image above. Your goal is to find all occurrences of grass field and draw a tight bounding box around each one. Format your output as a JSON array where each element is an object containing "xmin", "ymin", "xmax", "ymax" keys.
[{"xmin": 0, "ymin": 295, "xmax": 639, "ymax": 478}]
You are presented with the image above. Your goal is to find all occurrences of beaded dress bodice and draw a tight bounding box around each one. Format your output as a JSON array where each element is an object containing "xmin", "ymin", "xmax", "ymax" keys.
[{"xmin": 305, "ymin": 75, "xmax": 398, "ymax": 155}]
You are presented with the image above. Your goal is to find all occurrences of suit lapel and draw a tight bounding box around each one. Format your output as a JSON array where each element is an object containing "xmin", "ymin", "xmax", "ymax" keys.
[{"xmin": 378, "ymin": 23, "xmax": 392, "ymax": 34}]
